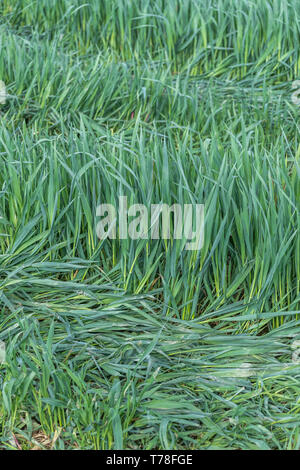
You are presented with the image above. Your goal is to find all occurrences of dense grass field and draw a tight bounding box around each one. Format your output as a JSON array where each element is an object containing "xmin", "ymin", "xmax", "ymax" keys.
[{"xmin": 0, "ymin": 0, "xmax": 300, "ymax": 450}]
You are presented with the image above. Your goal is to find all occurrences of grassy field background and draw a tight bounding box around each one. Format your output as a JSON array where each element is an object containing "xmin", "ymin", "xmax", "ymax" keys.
[{"xmin": 0, "ymin": 0, "xmax": 300, "ymax": 450}]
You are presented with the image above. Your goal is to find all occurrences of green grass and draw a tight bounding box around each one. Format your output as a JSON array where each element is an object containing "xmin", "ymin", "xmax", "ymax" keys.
[{"xmin": 0, "ymin": 0, "xmax": 299, "ymax": 450}]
